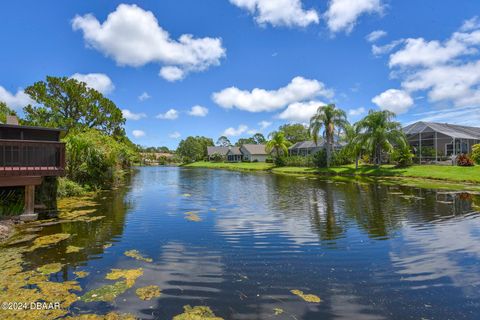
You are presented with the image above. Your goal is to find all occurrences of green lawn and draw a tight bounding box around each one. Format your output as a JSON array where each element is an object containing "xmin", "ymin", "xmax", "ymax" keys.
[
  {"xmin": 184, "ymin": 161, "xmax": 480, "ymax": 185},
  {"xmin": 272, "ymin": 164, "xmax": 480, "ymax": 184},
  {"xmin": 183, "ymin": 161, "xmax": 275, "ymax": 171}
]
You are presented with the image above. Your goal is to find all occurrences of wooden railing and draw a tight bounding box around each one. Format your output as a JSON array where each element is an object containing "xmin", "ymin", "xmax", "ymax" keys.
[{"xmin": 0, "ymin": 140, "xmax": 65, "ymax": 177}]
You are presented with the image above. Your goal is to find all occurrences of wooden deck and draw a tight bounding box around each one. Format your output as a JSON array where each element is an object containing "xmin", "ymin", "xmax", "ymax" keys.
[{"xmin": 0, "ymin": 139, "xmax": 65, "ymax": 177}]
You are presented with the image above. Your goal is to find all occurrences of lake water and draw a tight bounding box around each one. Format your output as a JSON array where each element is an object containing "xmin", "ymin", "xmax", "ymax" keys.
[{"xmin": 4, "ymin": 166, "xmax": 480, "ymax": 319}]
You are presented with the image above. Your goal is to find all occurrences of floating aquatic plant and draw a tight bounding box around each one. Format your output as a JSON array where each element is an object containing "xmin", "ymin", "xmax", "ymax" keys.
[
  {"xmin": 136, "ymin": 285, "xmax": 161, "ymax": 300},
  {"xmin": 182, "ymin": 193, "xmax": 192, "ymax": 197},
  {"xmin": 74, "ymin": 271, "xmax": 90, "ymax": 278},
  {"xmin": 273, "ymin": 308, "xmax": 284, "ymax": 315},
  {"xmin": 6, "ymin": 233, "xmax": 38, "ymax": 246},
  {"xmin": 124, "ymin": 250, "xmax": 153, "ymax": 263},
  {"xmin": 29, "ymin": 233, "xmax": 71, "ymax": 251},
  {"xmin": 65, "ymin": 312, "xmax": 136, "ymax": 320},
  {"xmin": 173, "ymin": 305, "xmax": 223, "ymax": 320},
  {"xmin": 290, "ymin": 289, "xmax": 321, "ymax": 303},
  {"xmin": 37, "ymin": 263, "xmax": 63, "ymax": 275},
  {"xmin": 105, "ymin": 268, "xmax": 143, "ymax": 287},
  {"xmin": 184, "ymin": 211, "xmax": 202, "ymax": 222},
  {"xmin": 103, "ymin": 243, "xmax": 112, "ymax": 249},
  {"xmin": 80, "ymin": 281, "xmax": 129, "ymax": 303},
  {"xmin": 67, "ymin": 245, "xmax": 83, "ymax": 253}
]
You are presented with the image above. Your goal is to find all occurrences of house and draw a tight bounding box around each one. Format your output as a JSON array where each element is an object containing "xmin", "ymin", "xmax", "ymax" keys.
[
  {"xmin": 207, "ymin": 146, "xmax": 230, "ymax": 160},
  {"xmin": 289, "ymin": 139, "xmax": 345, "ymax": 156},
  {"xmin": 226, "ymin": 147, "xmax": 243, "ymax": 162},
  {"xmin": 403, "ymin": 121, "xmax": 480, "ymax": 161},
  {"xmin": 240, "ymin": 144, "xmax": 269, "ymax": 162},
  {"xmin": 0, "ymin": 116, "xmax": 66, "ymax": 220}
]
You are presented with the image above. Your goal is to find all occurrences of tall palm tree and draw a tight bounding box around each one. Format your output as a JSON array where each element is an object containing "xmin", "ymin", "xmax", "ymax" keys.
[
  {"xmin": 266, "ymin": 132, "xmax": 291, "ymax": 158},
  {"xmin": 355, "ymin": 110, "xmax": 408, "ymax": 166},
  {"xmin": 343, "ymin": 123, "xmax": 363, "ymax": 169},
  {"xmin": 309, "ymin": 104, "xmax": 349, "ymax": 167}
]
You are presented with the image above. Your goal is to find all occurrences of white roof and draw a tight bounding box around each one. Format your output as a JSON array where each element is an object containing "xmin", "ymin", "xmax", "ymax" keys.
[{"xmin": 403, "ymin": 121, "xmax": 480, "ymax": 140}]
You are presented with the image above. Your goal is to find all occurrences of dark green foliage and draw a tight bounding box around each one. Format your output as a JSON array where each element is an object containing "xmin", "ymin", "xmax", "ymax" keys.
[
  {"xmin": 23, "ymin": 76, "xmax": 125, "ymax": 137},
  {"xmin": 283, "ymin": 155, "xmax": 315, "ymax": 167},
  {"xmin": 177, "ymin": 136, "xmax": 214, "ymax": 163},
  {"xmin": 313, "ymin": 149, "xmax": 328, "ymax": 168},
  {"xmin": 457, "ymin": 154, "xmax": 474, "ymax": 166},
  {"xmin": 64, "ymin": 129, "xmax": 138, "ymax": 188},
  {"xmin": 235, "ymin": 137, "xmax": 256, "ymax": 146},
  {"xmin": 278, "ymin": 123, "xmax": 310, "ymax": 144},
  {"xmin": 57, "ymin": 178, "xmax": 87, "ymax": 198},
  {"xmin": 471, "ymin": 144, "xmax": 480, "ymax": 165},
  {"xmin": 274, "ymin": 156, "xmax": 286, "ymax": 167},
  {"xmin": 0, "ymin": 102, "xmax": 18, "ymax": 123},
  {"xmin": 35, "ymin": 177, "xmax": 58, "ymax": 211},
  {"xmin": 0, "ymin": 187, "xmax": 24, "ymax": 217},
  {"xmin": 331, "ymin": 148, "xmax": 354, "ymax": 166},
  {"xmin": 391, "ymin": 146, "xmax": 414, "ymax": 167},
  {"xmin": 209, "ymin": 153, "xmax": 225, "ymax": 162},
  {"xmin": 216, "ymin": 136, "xmax": 231, "ymax": 147}
]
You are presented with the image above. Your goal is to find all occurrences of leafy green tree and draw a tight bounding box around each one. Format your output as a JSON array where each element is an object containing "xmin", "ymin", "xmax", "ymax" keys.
[
  {"xmin": 309, "ymin": 104, "xmax": 349, "ymax": 167},
  {"xmin": 0, "ymin": 102, "xmax": 18, "ymax": 124},
  {"xmin": 235, "ymin": 137, "xmax": 256, "ymax": 146},
  {"xmin": 354, "ymin": 110, "xmax": 408, "ymax": 166},
  {"xmin": 252, "ymin": 133, "xmax": 266, "ymax": 144},
  {"xmin": 23, "ymin": 76, "xmax": 125, "ymax": 136},
  {"xmin": 266, "ymin": 132, "xmax": 291, "ymax": 159},
  {"xmin": 216, "ymin": 136, "xmax": 231, "ymax": 147},
  {"xmin": 278, "ymin": 123, "xmax": 310, "ymax": 144},
  {"xmin": 471, "ymin": 144, "xmax": 480, "ymax": 165},
  {"xmin": 177, "ymin": 136, "xmax": 213, "ymax": 163}
]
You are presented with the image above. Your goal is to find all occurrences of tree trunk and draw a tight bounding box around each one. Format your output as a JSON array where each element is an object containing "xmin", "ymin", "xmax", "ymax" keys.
[
  {"xmin": 355, "ymin": 155, "xmax": 359, "ymax": 170},
  {"xmin": 326, "ymin": 134, "xmax": 332, "ymax": 168}
]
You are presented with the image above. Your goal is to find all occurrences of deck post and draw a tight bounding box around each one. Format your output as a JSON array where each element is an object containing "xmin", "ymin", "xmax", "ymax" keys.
[{"xmin": 20, "ymin": 184, "xmax": 38, "ymax": 221}]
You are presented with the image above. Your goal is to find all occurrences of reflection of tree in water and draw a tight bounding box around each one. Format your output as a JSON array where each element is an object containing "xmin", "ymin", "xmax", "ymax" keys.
[{"xmin": 22, "ymin": 182, "xmax": 134, "ymax": 280}]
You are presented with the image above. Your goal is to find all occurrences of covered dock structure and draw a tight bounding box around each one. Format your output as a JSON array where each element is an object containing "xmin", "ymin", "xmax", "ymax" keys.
[{"xmin": 403, "ymin": 121, "xmax": 480, "ymax": 163}]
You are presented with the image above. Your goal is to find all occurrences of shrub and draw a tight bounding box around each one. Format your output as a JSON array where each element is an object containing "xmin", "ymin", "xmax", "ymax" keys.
[
  {"xmin": 252, "ymin": 159, "xmax": 259, "ymax": 163},
  {"xmin": 472, "ymin": 144, "xmax": 480, "ymax": 165},
  {"xmin": 457, "ymin": 153, "xmax": 474, "ymax": 166},
  {"xmin": 57, "ymin": 178, "xmax": 88, "ymax": 198},
  {"xmin": 313, "ymin": 149, "xmax": 327, "ymax": 168},
  {"xmin": 209, "ymin": 153, "xmax": 224, "ymax": 162},
  {"xmin": 274, "ymin": 156, "xmax": 286, "ymax": 167},
  {"xmin": 64, "ymin": 129, "xmax": 138, "ymax": 188},
  {"xmin": 391, "ymin": 146, "xmax": 414, "ymax": 167},
  {"xmin": 266, "ymin": 157, "xmax": 274, "ymax": 163},
  {"xmin": 331, "ymin": 148, "xmax": 354, "ymax": 166},
  {"xmin": 283, "ymin": 155, "xmax": 314, "ymax": 167}
]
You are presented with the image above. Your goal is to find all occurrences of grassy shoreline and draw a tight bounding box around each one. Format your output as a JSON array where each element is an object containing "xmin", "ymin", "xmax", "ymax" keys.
[{"xmin": 183, "ymin": 161, "xmax": 480, "ymax": 191}]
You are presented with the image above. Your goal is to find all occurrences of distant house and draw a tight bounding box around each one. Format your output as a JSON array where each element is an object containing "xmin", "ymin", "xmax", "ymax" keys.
[
  {"xmin": 207, "ymin": 146, "xmax": 229, "ymax": 160},
  {"xmin": 403, "ymin": 121, "xmax": 480, "ymax": 161},
  {"xmin": 240, "ymin": 144, "xmax": 269, "ymax": 162},
  {"xmin": 226, "ymin": 147, "xmax": 243, "ymax": 162},
  {"xmin": 289, "ymin": 139, "xmax": 345, "ymax": 156}
]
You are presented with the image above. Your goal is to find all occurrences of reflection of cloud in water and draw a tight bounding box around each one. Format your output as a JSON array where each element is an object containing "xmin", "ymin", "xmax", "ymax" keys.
[
  {"xmin": 390, "ymin": 214, "xmax": 480, "ymax": 295},
  {"xmin": 114, "ymin": 242, "xmax": 224, "ymax": 318}
]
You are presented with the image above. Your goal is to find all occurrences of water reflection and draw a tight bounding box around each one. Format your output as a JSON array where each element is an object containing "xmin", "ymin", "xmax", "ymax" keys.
[{"xmin": 4, "ymin": 167, "xmax": 480, "ymax": 319}]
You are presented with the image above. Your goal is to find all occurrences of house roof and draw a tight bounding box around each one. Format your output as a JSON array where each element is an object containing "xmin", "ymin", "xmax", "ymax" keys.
[
  {"xmin": 241, "ymin": 144, "xmax": 268, "ymax": 155},
  {"xmin": 207, "ymin": 146, "xmax": 229, "ymax": 156},
  {"xmin": 289, "ymin": 140, "xmax": 322, "ymax": 150},
  {"xmin": 403, "ymin": 121, "xmax": 480, "ymax": 140},
  {"xmin": 227, "ymin": 146, "xmax": 242, "ymax": 155},
  {"xmin": 0, "ymin": 123, "xmax": 65, "ymax": 132}
]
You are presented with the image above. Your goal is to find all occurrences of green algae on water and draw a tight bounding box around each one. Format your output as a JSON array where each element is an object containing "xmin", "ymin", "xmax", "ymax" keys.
[
  {"xmin": 81, "ymin": 281, "xmax": 129, "ymax": 303},
  {"xmin": 74, "ymin": 271, "xmax": 90, "ymax": 278},
  {"xmin": 273, "ymin": 308, "xmax": 284, "ymax": 315},
  {"xmin": 173, "ymin": 305, "xmax": 224, "ymax": 320},
  {"xmin": 67, "ymin": 245, "xmax": 83, "ymax": 253},
  {"xmin": 65, "ymin": 312, "xmax": 137, "ymax": 320},
  {"xmin": 105, "ymin": 268, "xmax": 143, "ymax": 287},
  {"xmin": 37, "ymin": 263, "xmax": 63, "ymax": 274},
  {"xmin": 29, "ymin": 233, "xmax": 71, "ymax": 251},
  {"xmin": 290, "ymin": 289, "xmax": 321, "ymax": 303},
  {"xmin": 136, "ymin": 285, "xmax": 161, "ymax": 300},
  {"xmin": 124, "ymin": 249, "xmax": 153, "ymax": 262}
]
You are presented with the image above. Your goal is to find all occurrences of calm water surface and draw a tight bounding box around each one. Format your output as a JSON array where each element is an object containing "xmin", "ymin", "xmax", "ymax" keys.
[{"xmin": 19, "ymin": 167, "xmax": 480, "ymax": 319}]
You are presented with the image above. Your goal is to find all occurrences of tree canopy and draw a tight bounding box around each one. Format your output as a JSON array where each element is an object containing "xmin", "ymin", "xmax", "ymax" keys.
[
  {"xmin": 23, "ymin": 76, "xmax": 125, "ymax": 137},
  {"xmin": 278, "ymin": 124, "xmax": 309, "ymax": 144},
  {"xmin": 216, "ymin": 136, "xmax": 232, "ymax": 147},
  {"xmin": 0, "ymin": 102, "xmax": 18, "ymax": 124},
  {"xmin": 177, "ymin": 136, "xmax": 214, "ymax": 162}
]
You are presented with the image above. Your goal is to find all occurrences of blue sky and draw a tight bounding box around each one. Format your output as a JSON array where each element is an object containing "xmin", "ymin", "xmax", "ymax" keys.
[{"xmin": 1, "ymin": 0, "xmax": 480, "ymax": 148}]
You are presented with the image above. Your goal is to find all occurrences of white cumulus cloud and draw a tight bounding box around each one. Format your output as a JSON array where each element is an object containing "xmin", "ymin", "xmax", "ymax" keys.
[
  {"xmin": 372, "ymin": 89, "xmax": 414, "ymax": 114},
  {"xmin": 156, "ymin": 109, "xmax": 179, "ymax": 120},
  {"xmin": 348, "ymin": 107, "xmax": 366, "ymax": 116},
  {"xmin": 138, "ymin": 92, "xmax": 151, "ymax": 101},
  {"xmin": 277, "ymin": 100, "xmax": 325, "ymax": 122},
  {"xmin": 188, "ymin": 105, "xmax": 209, "ymax": 117},
  {"xmin": 223, "ymin": 124, "xmax": 249, "ymax": 137},
  {"xmin": 325, "ymin": 0, "xmax": 384, "ymax": 33},
  {"xmin": 169, "ymin": 131, "xmax": 181, "ymax": 139},
  {"xmin": 122, "ymin": 109, "xmax": 146, "ymax": 120},
  {"xmin": 366, "ymin": 30, "xmax": 387, "ymax": 42},
  {"xmin": 0, "ymin": 86, "xmax": 33, "ymax": 109},
  {"xmin": 132, "ymin": 130, "xmax": 145, "ymax": 138},
  {"xmin": 70, "ymin": 73, "xmax": 115, "ymax": 94},
  {"xmin": 212, "ymin": 76, "xmax": 333, "ymax": 112},
  {"xmin": 72, "ymin": 4, "xmax": 226, "ymax": 81},
  {"xmin": 258, "ymin": 120, "xmax": 272, "ymax": 129},
  {"xmin": 229, "ymin": 0, "xmax": 319, "ymax": 28}
]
